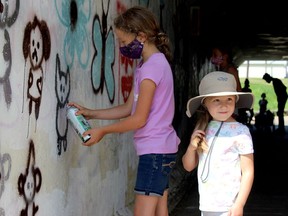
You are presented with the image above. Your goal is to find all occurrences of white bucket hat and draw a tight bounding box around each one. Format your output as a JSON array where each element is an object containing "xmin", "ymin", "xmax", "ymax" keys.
[{"xmin": 186, "ymin": 71, "xmax": 254, "ymax": 117}]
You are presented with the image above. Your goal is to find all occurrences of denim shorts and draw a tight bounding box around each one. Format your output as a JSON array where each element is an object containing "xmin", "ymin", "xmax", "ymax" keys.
[{"xmin": 134, "ymin": 153, "xmax": 177, "ymax": 197}]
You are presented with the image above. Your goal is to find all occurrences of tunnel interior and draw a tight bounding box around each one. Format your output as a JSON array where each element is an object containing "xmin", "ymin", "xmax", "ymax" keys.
[
  {"xmin": 169, "ymin": 1, "xmax": 288, "ymax": 214},
  {"xmin": 199, "ymin": 0, "xmax": 288, "ymax": 65}
]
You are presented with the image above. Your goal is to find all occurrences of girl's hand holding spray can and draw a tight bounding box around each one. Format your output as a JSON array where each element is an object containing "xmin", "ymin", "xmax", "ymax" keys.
[
  {"xmin": 67, "ymin": 102, "xmax": 107, "ymax": 146},
  {"xmin": 66, "ymin": 104, "xmax": 92, "ymax": 143}
]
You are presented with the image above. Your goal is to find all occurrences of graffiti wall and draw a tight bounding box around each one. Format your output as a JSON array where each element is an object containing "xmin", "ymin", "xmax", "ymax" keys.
[{"xmin": 0, "ymin": 0, "xmax": 176, "ymax": 215}]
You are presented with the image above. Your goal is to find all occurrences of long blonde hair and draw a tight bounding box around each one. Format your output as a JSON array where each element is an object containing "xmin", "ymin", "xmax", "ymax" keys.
[
  {"xmin": 191, "ymin": 105, "xmax": 211, "ymax": 152},
  {"xmin": 194, "ymin": 105, "xmax": 211, "ymax": 132},
  {"xmin": 114, "ymin": 6, "xmax": 172, "ymax": 62}
]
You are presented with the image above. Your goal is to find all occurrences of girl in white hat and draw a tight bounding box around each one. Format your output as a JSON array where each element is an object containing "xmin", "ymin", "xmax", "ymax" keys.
[{"xmin": 182, "ymin": 71, "xmax": 254, "ymax": 216}]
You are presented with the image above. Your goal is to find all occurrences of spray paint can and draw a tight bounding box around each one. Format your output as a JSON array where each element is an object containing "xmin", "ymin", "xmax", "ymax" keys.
[{"xmin": 66, "ymin": 105, "xmax": 91, "ymax": 143}]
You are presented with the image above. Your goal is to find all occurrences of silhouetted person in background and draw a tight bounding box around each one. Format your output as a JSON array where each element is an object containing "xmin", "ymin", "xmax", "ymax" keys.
[
  {"xmin": 263, "ymin": 73, "xmax": 288, "ymax": 134},
  {"xmin": 255, "ymin": 92, "xmax": 274, "ymax": 132},
  {"xmin": 259, "ymin": 93, "xmax": 268, "ymax": 114},
  {"xmin": 239, "ymin": 78, "xmax": 254, "ymax": 125},
  {"xmin": 211, "ymin": 45, "xmax": 242, "ymax": 91},
  {"xmin": 242, "ymin": 78, "xmax": 252, "ymax": 93},
  {"xmin": 237, "ymin": 78, "xmax": 254, "ymax": 125}
]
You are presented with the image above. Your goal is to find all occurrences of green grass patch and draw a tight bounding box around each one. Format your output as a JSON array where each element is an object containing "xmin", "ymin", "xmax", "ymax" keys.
[{"xmin": 240, "ymin": 78, "xmax": 288, "ymax": 113}]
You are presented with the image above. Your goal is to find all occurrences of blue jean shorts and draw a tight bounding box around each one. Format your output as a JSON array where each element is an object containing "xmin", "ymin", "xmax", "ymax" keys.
[{"xmin": 134, "ymin": 153, "xmax": 177, "ymax": 197}]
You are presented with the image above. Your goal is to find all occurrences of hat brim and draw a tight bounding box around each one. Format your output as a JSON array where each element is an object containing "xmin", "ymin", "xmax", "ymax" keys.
[{"xmin": 186, "ymin": 92, "xmax": 254, "ymax": 117}]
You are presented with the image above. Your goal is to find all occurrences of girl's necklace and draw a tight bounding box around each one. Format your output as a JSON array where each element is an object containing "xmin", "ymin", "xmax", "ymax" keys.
[{"xmin": 200, "ymin": 121, "xmax": 224, "ymax": 183}]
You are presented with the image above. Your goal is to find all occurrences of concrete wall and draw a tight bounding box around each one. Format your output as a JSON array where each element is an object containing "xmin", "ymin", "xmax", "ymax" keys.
[{"xmin": 0, "ymin": 0, "xmax": 176, "ymax": 215}]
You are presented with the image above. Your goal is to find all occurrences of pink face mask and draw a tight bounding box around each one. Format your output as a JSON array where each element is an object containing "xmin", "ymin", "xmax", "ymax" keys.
[{"xmin": 211, "ymin": 56, "xmax": 223, "ymax": 65}]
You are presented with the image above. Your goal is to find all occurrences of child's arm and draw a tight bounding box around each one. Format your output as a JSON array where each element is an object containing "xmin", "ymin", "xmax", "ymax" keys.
[
  {"xmin": 182, "ymin": 130, "xmax": 205, "ymax": 171},
  {"xmin": 69, "ymin": 88, "xmax": 134, "ymax": 120},
  {"xmin": 230, "ymin": 153, "xmax": 254, "ymax": 215},
  {"xmin": 82, "ymin": 79, "xmax": 156, "ymax": 146}
]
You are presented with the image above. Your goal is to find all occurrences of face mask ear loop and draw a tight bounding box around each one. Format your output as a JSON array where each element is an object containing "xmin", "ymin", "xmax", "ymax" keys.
[{"xmin": 200, "ymin": 121, "xmax": 223, "ymax": 183}]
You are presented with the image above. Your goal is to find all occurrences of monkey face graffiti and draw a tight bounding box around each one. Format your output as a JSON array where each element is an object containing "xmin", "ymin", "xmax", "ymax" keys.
[
  {"xmin": 29, "ymin": 27, "xmax": 44, "ymax": 69},
  {"xmin": 18, "ymin": 140, "xmax": 42, "ymax": 215},
  {"xmin": 22, "ymin": 16, "xmax": 51, "ymax": 121},
  {"xmin": 24, "ymin": 172, "xmax": 36, "ymax": 202}
]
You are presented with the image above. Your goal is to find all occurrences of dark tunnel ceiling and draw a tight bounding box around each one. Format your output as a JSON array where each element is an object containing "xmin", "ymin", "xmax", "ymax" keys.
[{"xmin": 198, "ymin": 0, "xmax": 288, "ymax": 65}]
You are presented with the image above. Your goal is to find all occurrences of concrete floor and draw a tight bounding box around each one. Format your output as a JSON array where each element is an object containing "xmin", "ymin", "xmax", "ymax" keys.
[{"xmin": 171, "ymin": 121, "xmax": 288, "ymax": 216}]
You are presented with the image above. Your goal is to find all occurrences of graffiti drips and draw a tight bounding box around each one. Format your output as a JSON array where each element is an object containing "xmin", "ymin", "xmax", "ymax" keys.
[
  {"xmin": 55, "ymin": 54, "xmax": 70, "ymax": 155},
  {"xmin": 22, "ymin": 16, "xmax": 51, "ymax": 128},
  {"xmin": 91, "ymin": 0, "xmax": 115, "ymax": 103}
]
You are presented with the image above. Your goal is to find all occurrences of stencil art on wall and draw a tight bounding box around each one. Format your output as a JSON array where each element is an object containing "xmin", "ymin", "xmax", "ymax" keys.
[
  {"xmin": 0, "ymin": 151, "xmax": 11, "ymax": 199},
  {"xmin": 0, "ymin": 0, "xmax": 20, "ymax": 109},
  {"xmin": 116, "ymin": 0, "xmax": 134, "ymax": 103},
  {"xmin": 0, "ymin": 150, "xmax": 11, "ymax": 216},
  {"xmin": 18, "ymin": 140, "xmax": 42, "ymax": 216},
  {"xmin": 55, "ymin": 54, "xmax": 70, "ymax": 155},
  {"xmin": 139, "ymin": 0, "xmax": 150, "ymax": 7},
  {"xmin": 0, "ymin": 29, "xmax": 11, "ymax": 108},
  {"xmin": 55, "ymin": 0, "xmax": 91, "ymax": 69},
  {"xmin": 22, "ymin": 16, "xmax": 51, "ymax": 134},
  {"xmin": 91, "ymin": 0, "xmax": 115, "ymax": 103},
  {"xmin": 0, "ymin": 0, "xmax": 19, "ymax": 28}
]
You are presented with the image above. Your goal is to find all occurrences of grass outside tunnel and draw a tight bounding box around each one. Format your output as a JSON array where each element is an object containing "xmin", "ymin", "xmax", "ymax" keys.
[{"xmin": 240, "ymin": 78, "xmax": 288, "ymax": 114}]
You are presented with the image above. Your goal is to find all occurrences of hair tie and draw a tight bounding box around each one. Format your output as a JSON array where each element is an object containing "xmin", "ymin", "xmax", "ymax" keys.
[{"xmin": 157, "ymin": 32, "xmax": 165, "ymax": 38}]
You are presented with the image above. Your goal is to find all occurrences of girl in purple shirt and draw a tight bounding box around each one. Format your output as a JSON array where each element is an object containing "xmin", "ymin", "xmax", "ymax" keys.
[{"xmin": 69, "ymin": 6, "xmax": 180, "ymax": 216}]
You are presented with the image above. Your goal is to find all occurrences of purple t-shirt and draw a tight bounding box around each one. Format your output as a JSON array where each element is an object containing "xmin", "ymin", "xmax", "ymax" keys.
[{"xmin": 131, "ymin": 53, "xmax": 180, "ymax": 155}]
